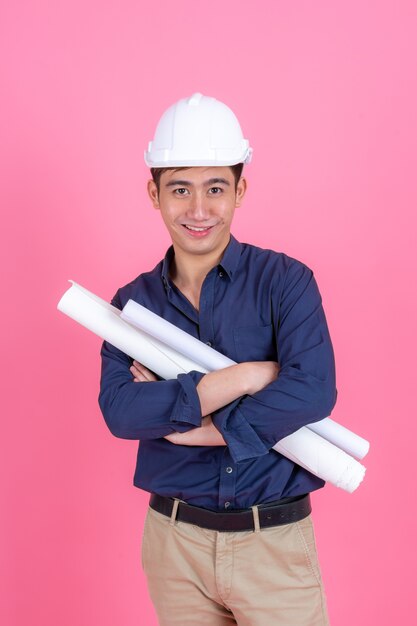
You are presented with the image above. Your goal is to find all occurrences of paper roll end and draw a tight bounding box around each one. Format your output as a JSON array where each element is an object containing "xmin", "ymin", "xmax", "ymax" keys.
[
  {"xmin": 338, "ymin": 465, "xmax": 366, "ymax": 493},
  {"xmin": 57, "ymin": 280, "xmax": 76, "ymax": 312},
  {"xmin": 354, "ymin": 439, "xmax": 370, "ymax": 461},
  {"xmin": 362, "ymin": 441, "xmax": 370, "ymax": 459}
]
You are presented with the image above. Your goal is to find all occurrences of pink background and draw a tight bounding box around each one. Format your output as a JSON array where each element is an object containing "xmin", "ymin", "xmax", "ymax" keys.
[{"xmin": 1, "ymin": 1, "xmax": 416, "ymax": 624}]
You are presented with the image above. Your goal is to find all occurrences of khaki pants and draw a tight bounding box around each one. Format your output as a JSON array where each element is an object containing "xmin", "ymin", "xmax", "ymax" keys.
[{"xmin": 141, "ymin": 504, "xmax": 330, "ymax": 625}]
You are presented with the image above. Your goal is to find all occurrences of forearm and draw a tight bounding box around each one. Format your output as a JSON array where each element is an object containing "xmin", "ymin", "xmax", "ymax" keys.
[
  {"xmin": 215, "ymin": 365, "xmax": 337, "ymax": 444},
  {"xmin": 99, "ymin": 341, "xmax": 204, "ymax": 440},
  {"xmin": 212, "ymin": 349, "xmax": 337, "ymax": 463},
  {"xmin": 196, "ymin": 364, "xmax": 250, "ymax": 416},
  {"xmin": 166, "ymin": 361, "xmax": 280, "ymax": 447}
]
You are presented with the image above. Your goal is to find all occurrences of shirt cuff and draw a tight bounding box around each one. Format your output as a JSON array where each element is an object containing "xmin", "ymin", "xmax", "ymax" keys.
[
  {"xmin": 170, "ymin": 370, "xmax": 206, "ymax": 428},
  {"xmin": 213, "ymin": 401, "xmax": 269, "ymax": 463}
]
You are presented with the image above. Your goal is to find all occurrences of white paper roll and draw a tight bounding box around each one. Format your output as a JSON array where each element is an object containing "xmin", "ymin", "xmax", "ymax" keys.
[
  {"xmin": 307, "ymin": 417, "xmax": 369, "ymax": 460},
  {"xmin": 121, "ymin": 298, "xmax": 236, "ymax": 371},
  {"xmin": 273, "ymin": 430, "xmax": 366, "ymax": 493},
  {"xmin": 121, "ymin": 298, "xmax": 370, "ymax": 461},
  {"xmin": 57, "ymin": 282, "xmax": 209, "ymax": 380}
]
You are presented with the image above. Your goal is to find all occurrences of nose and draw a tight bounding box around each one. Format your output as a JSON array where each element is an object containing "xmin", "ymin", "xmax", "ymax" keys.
[{"xmin": 186, "ymin": 191, "xmax": 210, "ymax": 221}]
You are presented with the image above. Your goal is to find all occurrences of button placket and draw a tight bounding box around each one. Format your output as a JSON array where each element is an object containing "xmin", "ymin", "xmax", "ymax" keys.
[
  {"xmin": 198, "ymin": 270, "xmax": 216, "ymax": 346},
  {"xmin": 218, "ymin": 449, "xmax": 236, "ymax": 510}
]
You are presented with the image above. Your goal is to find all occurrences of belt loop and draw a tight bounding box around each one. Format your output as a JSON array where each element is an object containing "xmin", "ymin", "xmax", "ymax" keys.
[
  {"xmin": 251, "ymin": 505, "xmax": 261, "ymax": 533},
  {"xmin": 170, "ymin": 498, "xmax": 180, "ymax": 526}
]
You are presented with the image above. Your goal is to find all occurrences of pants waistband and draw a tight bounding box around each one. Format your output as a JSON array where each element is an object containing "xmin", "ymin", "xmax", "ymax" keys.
[{"xmin": 149, "ymin": 493, "xmax": 311, "ymax": 532}]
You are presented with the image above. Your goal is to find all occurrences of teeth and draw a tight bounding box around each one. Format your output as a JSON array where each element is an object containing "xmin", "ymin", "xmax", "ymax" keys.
[{"xmin": 185, "ymin": 225, "xmax": 210, "ymax": 232}]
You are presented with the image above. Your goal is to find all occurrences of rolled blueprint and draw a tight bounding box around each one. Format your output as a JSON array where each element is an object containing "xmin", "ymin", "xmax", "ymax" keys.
[
  {"xmin": 58, "ymin": 281, "xmax": 366, "ymax": 492},
  {"xmin": 121, "ymin": 298, "xmax": 236, "ymax": 371},
  {"xmin": 121, "ymin": 298, "xmax": 370, "ymax": 460},
  {"xmin": 307, "ymin": 418, "xmax": 369, "ymax": 460},
  {"xmin": 57, "ymin": 281, "xmax": 209, "ymax": 380},
  {"xmin": 273, "ymin": 431, "xmax": 365, "ymax": 493}
]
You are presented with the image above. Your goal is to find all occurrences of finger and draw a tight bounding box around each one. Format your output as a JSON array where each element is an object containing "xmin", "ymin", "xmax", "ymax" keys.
[
  {"xmin": 132, "ymin": 361, "xmax": 157, "ymax": 381},
  {"xmin": 130, "ymin": 364, "xmax": 153, "ymax": 381},
  {"xmin": 130, "ymin": 366, "xmax": 150, "ymax": 383},
  {"xmin": 130, "ymin": 365, "xmax": 143, "ymax": 379}
]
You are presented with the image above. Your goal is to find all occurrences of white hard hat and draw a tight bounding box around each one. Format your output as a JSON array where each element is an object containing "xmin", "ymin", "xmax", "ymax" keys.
[{"xmin": 144, "ymin": 92, "xmax": 253, "ymax": 168}]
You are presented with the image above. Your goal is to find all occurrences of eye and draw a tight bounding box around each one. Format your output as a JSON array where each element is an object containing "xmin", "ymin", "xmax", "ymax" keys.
[
  {"xmin": 174, "ymin": 187, "xmax": 189, "ymax": 195},
  {"xmin": 209, "ymin": 187, "xmax": 222, "ymax": 194}
]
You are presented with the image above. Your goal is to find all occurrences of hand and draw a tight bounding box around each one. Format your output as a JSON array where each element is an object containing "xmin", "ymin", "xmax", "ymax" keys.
[
  {"xmin": 130, "ymin": 360, "xmax": 158, "ymax": 382},
  {"xmin": 164, "ymin": 416, "xmax": 226, "ymax": 446},
  {"xmin": 242, "ymin": 361, "xmax": 280, "ymax": 396}
]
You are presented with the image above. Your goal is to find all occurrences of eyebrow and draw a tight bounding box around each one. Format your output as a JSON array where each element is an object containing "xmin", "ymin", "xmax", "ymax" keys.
[{"xmin": 165, "ymin": 177, "xmax": 231, "ymax": 188}]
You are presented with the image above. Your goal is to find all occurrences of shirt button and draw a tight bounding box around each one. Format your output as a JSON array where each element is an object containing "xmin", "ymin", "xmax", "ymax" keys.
[
  {"xmin": 219, "ymin": 271, "xmax": 224, "ymax": 278},
  {"xmin": 226, "ymin": 467, "xmax": 233, "ymax": 474},
  {"xmin": 206, "ymin": 341, "xmax": 212, "ymax": 347},
  {"xmin": 224, "ymin": 502, "xmax": 231, "ymax": 508}
]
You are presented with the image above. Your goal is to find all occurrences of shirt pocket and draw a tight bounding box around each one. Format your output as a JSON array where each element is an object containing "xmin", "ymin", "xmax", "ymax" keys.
[{"xmin": 233, "ymin": 323, "xmax": 277, "ymax": 362}]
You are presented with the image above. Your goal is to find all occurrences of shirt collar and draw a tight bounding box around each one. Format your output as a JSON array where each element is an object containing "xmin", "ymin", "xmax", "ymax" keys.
[
  {"xmin": 218, "ymin": 234, "xmax": 241, "ymax": 281},
  {"xmin": 161, "ymin": 246, "xmax": 174, "ymax": 290},
  {"xmin": 161, "ymin": 234, "xmax": 242, "ymax": 287}
]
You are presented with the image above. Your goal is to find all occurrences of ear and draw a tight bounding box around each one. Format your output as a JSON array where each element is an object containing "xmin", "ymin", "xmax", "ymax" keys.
[
  {"xmin": 147, "ymin": 179, "xmax": 160, "ymax": 209},
  {"xmin": 235, "ymin": 176, "xmax": 247, "ymax": 207}
]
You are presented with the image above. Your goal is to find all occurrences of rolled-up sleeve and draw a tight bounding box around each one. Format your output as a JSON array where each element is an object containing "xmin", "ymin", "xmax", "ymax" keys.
[
  {"xmin": 213, "ymin": 261, "xmax": 337, "ymax": 463},
  {"xmin": 98, "ymin": 292, "xmax": 205, "ymax": 440}
]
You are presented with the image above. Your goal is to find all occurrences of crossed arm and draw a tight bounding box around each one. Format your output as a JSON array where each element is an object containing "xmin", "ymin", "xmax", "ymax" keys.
[
  {"xmin": 100, "ymin": 262, "xmax": 336, "ymax": 456},
  {"xmin": 130, "ymin": 359, "xmax": 280, "ymax": 446}
]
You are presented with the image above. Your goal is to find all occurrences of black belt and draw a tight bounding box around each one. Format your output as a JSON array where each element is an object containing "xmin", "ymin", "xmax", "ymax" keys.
[{"xmin": 149, "ymin": 493, "xmax": 311, "ymax": 532}]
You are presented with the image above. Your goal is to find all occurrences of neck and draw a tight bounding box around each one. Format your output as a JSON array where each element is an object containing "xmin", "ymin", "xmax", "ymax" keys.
[{"xmin": 169, "ymin": 240, "xmax": 229, "ymax": 305}]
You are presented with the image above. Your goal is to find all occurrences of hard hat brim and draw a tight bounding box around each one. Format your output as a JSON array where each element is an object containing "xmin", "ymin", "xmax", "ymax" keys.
[{"xmin": 144, "ymin": 148, "xmax": 253, "ymax": 169}]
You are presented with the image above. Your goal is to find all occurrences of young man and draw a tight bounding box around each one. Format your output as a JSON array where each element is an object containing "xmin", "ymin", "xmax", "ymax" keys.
[{"xmin": 99, "ymin": 93, "xmax": 337, "ymax": 625}]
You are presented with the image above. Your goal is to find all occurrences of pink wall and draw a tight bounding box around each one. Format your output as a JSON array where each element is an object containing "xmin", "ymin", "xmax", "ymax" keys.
[{"xmin": 1, "ymin": 1, "xmax": 416, "ymax": 624}]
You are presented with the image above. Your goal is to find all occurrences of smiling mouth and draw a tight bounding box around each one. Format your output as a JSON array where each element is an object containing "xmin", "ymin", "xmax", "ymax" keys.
[{"xmin": 182, "ymin": 224, "xmax": 215, "ymax": 232}]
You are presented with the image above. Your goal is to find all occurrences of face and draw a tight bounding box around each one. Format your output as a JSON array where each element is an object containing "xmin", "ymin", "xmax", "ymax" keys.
[{"xmin": 147, "ymin": 166, "xmax": 246, "ymax": 261}]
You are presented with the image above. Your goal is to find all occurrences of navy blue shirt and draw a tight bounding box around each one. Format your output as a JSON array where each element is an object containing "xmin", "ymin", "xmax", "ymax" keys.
[{"xmin": 99, "ymin": 236, "xmax": 337, "ymax": 510}]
